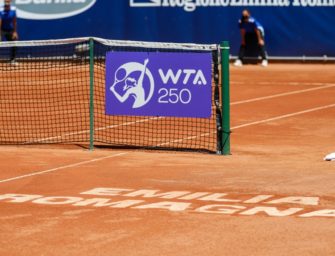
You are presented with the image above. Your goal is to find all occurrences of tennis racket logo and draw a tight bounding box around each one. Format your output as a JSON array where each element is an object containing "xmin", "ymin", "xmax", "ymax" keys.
[{"xmin": 109, "ymin": 59, "xmax": 155, "ymax": 109}]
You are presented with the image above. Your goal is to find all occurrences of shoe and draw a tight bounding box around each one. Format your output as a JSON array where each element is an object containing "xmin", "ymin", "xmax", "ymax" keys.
[
  {"xmin": 261, "ymin": 59, "xmax": 268, "ymax": 67},
  {"xmin": 9, "ymin": 59, "xmax": 19, "ymax": 66},
  {"xmin": 234, "ymin": 59, "xmax": 243, "ymax": 67},
  {"xmin": 324, "ymin": 152, "xmax": 335, "ymax": 161}
]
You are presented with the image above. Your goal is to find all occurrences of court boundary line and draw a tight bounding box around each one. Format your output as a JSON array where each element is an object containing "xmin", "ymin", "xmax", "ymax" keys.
[
  {"xmin": 231, "ymin": 84, "xmax": 335, "ymax": 105},
  {"xmin": 231, "ymin": 82, "xmax": 333, "ymax": 86},
  {"xmin": 231, "ymin": 103, "xmax": 335, "ymax": 130},
  {"xmin": 25, "ymin": 117, "xmax": 163, "ymax": 144},
  {"xmin": 1, "ymin": 102, "xmax": 335, "ymax": 184},
  {"xmin": 25, "ymin": 83, "xmax": 335, "ymax": 144},
  {"xmin": 0, "ymin": 152, "xmax": 128, "ymax": 184},
  {"xmin": 156, "ymin": 103, "xmax": 335, "ymax": 146}
]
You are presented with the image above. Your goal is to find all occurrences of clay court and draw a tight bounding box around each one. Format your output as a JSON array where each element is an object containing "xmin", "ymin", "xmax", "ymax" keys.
[{"xmin": 0, "ymin": 63, "xmax": 335, "ymax": 255}]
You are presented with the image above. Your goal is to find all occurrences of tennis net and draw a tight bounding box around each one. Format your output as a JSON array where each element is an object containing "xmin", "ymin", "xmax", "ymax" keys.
[{"xmin": 0, "ymin": 37, "xmax": 229, "ymax": 154}]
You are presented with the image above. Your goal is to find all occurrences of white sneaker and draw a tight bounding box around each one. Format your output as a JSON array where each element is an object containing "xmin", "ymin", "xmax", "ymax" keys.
[
  {"xmin": 234, "ymin": 59, "xmax": 243, "ymax": 67},
  {"xmin": 324, "ymin": 152, "xmax": 335, "ymax": 161},
  {"xmin": 261, "ymin": 59, "xmax": 268, "ymax": 67},
  {"xmin": 9, "ymin": 60, "xmax": 19, "ymax": 66}
]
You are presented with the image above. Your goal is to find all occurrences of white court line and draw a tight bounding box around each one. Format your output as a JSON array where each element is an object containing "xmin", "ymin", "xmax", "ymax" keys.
[
  {"xmin": 2, "ymin": 84, "xmax": 335, "ymax": 183},
  {"xmin": 231, "ymin": 84, "xmax": 335, "ymax": 105},
  {"xmin": 26, "ymin": 83, "xmax": 335, "ymax": 144},
  {"xmin": 231, "ymin": 81, "xmax": 331, "ymax": 86},
  {"xmin": 232, "ymin": 103, "xmax": 335, "ymax": 130},
  {"xmin": 26, "ymin": 116, "xmax": 163, "ymax": 144},
  {"xmin": 0, "ymin": 152, "xmax": 128, "ymax": 184},
  {"xmin": 149, "ymin": 103, "xmax": 335, "ymax": 147},
  {"xmin": 156, "ymin": 132, "xmax": 211, "ymax": 147},
  {"xmin": 1, "ymin": 103, "xmax": 335, "ymax": 184}
]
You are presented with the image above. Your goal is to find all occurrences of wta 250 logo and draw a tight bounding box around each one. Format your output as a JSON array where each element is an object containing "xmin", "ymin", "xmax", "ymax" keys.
[
  {"xmin": 105, "ymin": 51, "xmax": 212, "ymax": 118},
  {"xmin": 8, "ymin": 0, "xmax": 96, "ymax": 20}
]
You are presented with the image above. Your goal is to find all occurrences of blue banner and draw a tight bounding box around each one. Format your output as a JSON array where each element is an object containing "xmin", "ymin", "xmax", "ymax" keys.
[{"xmin": 12, "ymin": 0, "xmax": 335, "ymax": 56}]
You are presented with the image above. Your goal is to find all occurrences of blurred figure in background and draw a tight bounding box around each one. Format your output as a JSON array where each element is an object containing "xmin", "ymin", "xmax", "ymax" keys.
[
  {"xmin": 0, "ymin": 0, "xmax": 19, "ymax": 64},
  {"xmin": 234, "ymin": 9, "xmax": 268, "ymax": 67}
]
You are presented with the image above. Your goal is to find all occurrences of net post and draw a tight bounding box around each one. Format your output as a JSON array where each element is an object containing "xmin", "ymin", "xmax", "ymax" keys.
[
  {"xmin": 89, "ymin": 38, "xmax": 95, "ymax": 151},
  {"xmin": 220, "ymin": 41, "xmax": 231, "ymax": 155}
]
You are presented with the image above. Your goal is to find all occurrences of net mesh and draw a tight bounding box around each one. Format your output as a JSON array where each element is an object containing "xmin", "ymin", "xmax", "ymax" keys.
[{"xmin": 0, "ymin": 38, "xmax": 223, "ymax": 153}]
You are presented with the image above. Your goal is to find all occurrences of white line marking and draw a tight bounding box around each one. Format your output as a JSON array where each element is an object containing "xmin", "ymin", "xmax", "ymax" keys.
[
  {"xmin": 25, "ymin": 117, "xmax": 163, "ymax": 144},
  {"xmin": 232, "ymin": 82, "xmax": 333, "ymax": 86},
  {"xmin": 157, "ymin": 103, "xmax": 335, "ymax": 146},
  {"xmin": 2, "ymin": 84, "xmax": 334, "ymax": 183},
  {"xmin": 156, "ymin": 133, "xmax": 211, "ymax": 147},
  {"xmin": 231, "ymin": 84, "xmax": 335, "ymax": 105},
  {"xmin": 0, "ymin": 152, "xmax": 128, "ymax": 184},
  {"xmin": 24, "ymin": 84, "xmax": 335, "ymax": 144},
  {"xmin": 232, "ymin": 103, "xmax": 335, "ymax": 130},
  {"xmin": 1, "ymin": 103, "xmax": 335, "ymax": 184}
]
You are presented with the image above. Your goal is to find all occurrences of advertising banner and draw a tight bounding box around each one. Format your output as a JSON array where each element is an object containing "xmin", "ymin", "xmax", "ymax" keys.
[
  {"xmin": 3, "ymin": 0, "xmax": 335, "ymax": 56},
  {"xmin": 105, "ymin": 52, "xmax": 212, "ymax": 118}
]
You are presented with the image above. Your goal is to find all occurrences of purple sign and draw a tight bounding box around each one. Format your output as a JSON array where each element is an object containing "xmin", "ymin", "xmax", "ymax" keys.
[{"xmin": 105, "ymin": 52, "xmax": 212, "ymax": 118}]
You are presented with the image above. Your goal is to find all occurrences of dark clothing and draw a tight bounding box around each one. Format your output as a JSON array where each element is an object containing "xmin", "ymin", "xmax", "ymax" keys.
[
  {"xmin": 238, "ymin": 32, "xmax": 267, "ymax": 61},
  {"xmin": 1, "ymin": 30, "xmax": 17, "ymax": 61},
  {"xmin": 237, "ymin": 16, "xmax": 267, "ymax": 62},
  {"xmin": 0, "ymin": 6, "xmax": 17, "ymax": 31},
  {"xmin": 238, "ymin": 16, "xmax": 264, "ymax": 35},
  {"xmin": 1, "ymin": 6, "xmax": 17, "ymax": 61},
  {"xmin": 2, "ymin": 30, "xmax": 15, "ymax": 40}
]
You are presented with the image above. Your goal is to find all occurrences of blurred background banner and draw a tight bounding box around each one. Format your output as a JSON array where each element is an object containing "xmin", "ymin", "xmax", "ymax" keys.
[{"xmin": 7, "ymin": 0, "xmax": 335, "ymax": 57}]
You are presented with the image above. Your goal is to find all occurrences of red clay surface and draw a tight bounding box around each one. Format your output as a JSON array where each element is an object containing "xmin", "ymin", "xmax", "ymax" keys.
[{"xmin": 1, "ymin": 64, "xmax": 335, "ymax": 256}]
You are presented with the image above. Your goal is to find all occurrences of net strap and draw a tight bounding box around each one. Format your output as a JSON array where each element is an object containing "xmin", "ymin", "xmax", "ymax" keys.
[{"xmin": 0, "ymin": 37, "xmax": 218, "ymax": 51}]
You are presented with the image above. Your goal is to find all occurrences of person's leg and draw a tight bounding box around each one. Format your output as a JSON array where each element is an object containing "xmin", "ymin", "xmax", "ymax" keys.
[
  {"xmin": 259, "ymin": 45, "xmax": 267, "ymax": 60},
  {"xmin": 234, "ymin": 45, "xmax": 245, "ymax": 66},
  {"xmin": 10, "ymin": 45, "xmax": 17, "ymax": 62},
  {"xmin": 238, "ymin": 45, "xmax": 246, "ymax": 61},
  {"xmin": 5, "ymin": 32, "xmax": 17, "ymax": 62},
  {"xmin": 257, "ymin": 30, "xmax": 268, "ymax": 66},
  {"xmin": 260, "ymin": 45, "xmax": 268, "ymax": 67}
]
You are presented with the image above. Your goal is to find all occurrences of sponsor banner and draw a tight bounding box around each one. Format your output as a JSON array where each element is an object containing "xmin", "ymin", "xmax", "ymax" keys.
[
  {"xmin": 130, "ymin": 0, "xmax": 335, "ymax": 10},
  {"xmin": 1, "ymin": 0, "xmax": 97, "ymax": 20},
  {"xmin": 105, "ymin": 52, "xmax": 212, "ymax": 118},
  {"xmin": 3, "ymin": 1, "xmax": 334, "ymax": 56}
]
